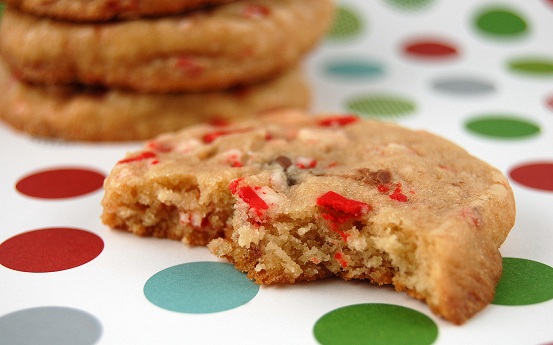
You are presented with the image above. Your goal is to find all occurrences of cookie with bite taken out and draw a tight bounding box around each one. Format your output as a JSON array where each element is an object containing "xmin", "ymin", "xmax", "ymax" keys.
[{"xmin": 101, "ymin": 110, "xmax": 515, "ymax": 324}]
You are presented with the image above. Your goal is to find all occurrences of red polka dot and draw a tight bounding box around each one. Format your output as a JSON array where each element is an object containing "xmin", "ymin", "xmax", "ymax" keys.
[
  {"xmin": 403, "ymin": 39, "xmax": 459, "ymax": 58},
  {"xmin": 16, "ymin": 167, "xmax": 105, "ymax": 199},
  {"xmin": 509, "ymin": 162, "xmax": 553, "ymax": 192},
  {"xmin": 0, "ymin": 228, "xmax": 104, "ymax": 272}
]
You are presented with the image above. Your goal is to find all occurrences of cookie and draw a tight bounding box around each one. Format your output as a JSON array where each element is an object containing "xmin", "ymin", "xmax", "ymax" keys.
[
  {"xmin": 2, "ymin": 0, "xmax": 237, "ymax": 21},
  {"xmin": 0, "ymin": 60, "xmax": 309, "ymax": 141},
  {"xmin": 0, "ymin": 0, "xmax": 334, "ymax": 92},
  {"xmin": 101, "ymin": 110, "xmax": 516, "ymax": 324}
]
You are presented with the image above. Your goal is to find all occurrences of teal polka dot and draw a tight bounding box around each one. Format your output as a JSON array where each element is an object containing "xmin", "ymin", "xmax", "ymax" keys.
[
  {"xmin": 508, "ymin": 57, "xmax": 553, "ymax": 77},
  {"xmin": 324, "ymin": 59, "xmax": 384, "ymax": 79},
  {"xmin": 313, "ymin": 304, "xmax": 438, "ymax": 345},
  {"xmin": 327, "ymin": 6, "xmax": 364, "ymax": 40},
  {"xmin": 144, "ymin": 262, "xmax": 259, "ymax": 313},
  {"xmin": 465, "ymin": 115, "xmax": 540, "ymax": 139},
  {"xmin": 346, "ymin": 94, "xmax": 416, "ymax": 119},
  {"xmin": 492, "ymin": 258, "xmax": 553, "ymax": 306},
  {"xmin": 474, "ymin": 7, "xmax": 529, "ymax": 38}
]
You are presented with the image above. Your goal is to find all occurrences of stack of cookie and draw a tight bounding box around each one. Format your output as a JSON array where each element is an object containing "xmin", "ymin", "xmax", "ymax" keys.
[{"xmin": 0, "ymin": 0, "xmax": 334, "ymax": 141}]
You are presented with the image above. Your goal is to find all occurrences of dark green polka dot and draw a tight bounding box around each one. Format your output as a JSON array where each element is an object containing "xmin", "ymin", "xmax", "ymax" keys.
[
  {"xmin": 508, "ymin": 57, "xmax": 553, "ymax": 76},
  {"xmin": 492, "ymin": 257, "xmax": 553, "ymax": 306},
  {"xmin": 313, "ymin": 304, "xmax": 438, "ymax": 345},
  {"xmin": 384, "ymin": 0, "xmax": 435, "ymax": 11},
  {"xmin": 474, "ymin": 7, "xmax": 528, "ymax": 37},
  {"xmin": 346, "ymin": 94, "xmax": 416, "ymax": 119},
  {"xmin": 465, "ymin": 115, "xmax": 541, "ymax": 139},
  {"xmin": 327, "ymin": 6, "xmax": 363, "ymax": 40},
  {"xmin": 324, "ymin": 59, "xmax": 384, "ymax": 79}
]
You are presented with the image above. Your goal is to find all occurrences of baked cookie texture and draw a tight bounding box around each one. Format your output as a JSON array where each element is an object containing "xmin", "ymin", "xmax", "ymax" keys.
[
  {"xmin": 0, "ymin": 60, "xmax": 309, "ymax": 141},
  {"xmin": 2, "ymin": 0, "xmax": 237, "ymax": 21},
  {"xmin": 101, "ymin": 110, "xmax": 516, "ymax": 324},
  {"xmin": 0, "ymin": 0, "xmax": 335, "ymax": 92}
]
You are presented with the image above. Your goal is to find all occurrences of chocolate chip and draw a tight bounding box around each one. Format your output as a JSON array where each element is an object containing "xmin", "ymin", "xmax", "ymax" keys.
[
  {"xmin": 275, "ymin": 155, "xmax": 293, "ymax": 170},
  {"xmin": 286, "ymin": 176, "xmax": 297, "ymax": 186},
  {"xmin": 376, "ymin": 169, "xmax": 392, "ymax": 184}
]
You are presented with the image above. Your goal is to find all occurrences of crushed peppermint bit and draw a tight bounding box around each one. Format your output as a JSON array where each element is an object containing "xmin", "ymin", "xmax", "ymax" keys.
[
  {"xmin": 117, "ymin": 151, "xmax": 156, "ymax": 164},
  {"xmin": 146, "ymin": 141, "xmax": 172, "ymax": 153},
  {"xmin": 318, "ymin": 115, "xmax": 359, "ymax": 127},
  {"xmin": 236, "ymin": 186, "xmax": 269, "ymax": 217},
  {"xmin": 175, "ymin": 56, "xmax": 204, "ymax": 76},
  {"xmin": 296, "ymin": 156, "xmax": 317, "ymax": 169},
  {"xmin": 309, "ymin": 257, "xmax": 321, "ymax": 265},
  {"xmin": 461, "ymin": 208, "xmax": 481, "ymax": 227},
  {"xmin": 223, "ymin": 149, "xmax": 243, "ymax": 168},
  {"xmin": 321, "ymin": 213, "xmax": 351, "ymax": 242},
  {"xmin": 207, "ymin": 117, "xmax": 231, "ymax": 127},
  {"xmin": 202, "ymin": 128, "xmax": 250, "ymax": 143},
  {"xmin": 334, "ymin": 252, "xmax": 348, "ymax": 268},
  {"xmin": 242, "ymin": 4, "xmax": 271, "ymax": 18},
  {"xmin": 317, "ymin": 191, "xmax": 371, "ymax": 243},
  {"xmin": 389, "ymin": 183, "xmax": 408, "ymax": 202},
  {"xmin": 229, "ymin": 178, "xmax": 245, "ymax": 194},
  {"xmin": 179, "ymin": 212, "xmax": 204, "ymax": 228},
  {"xmin": 317, "ymin": 191, "xmax": 371, "ymax": 217},
  {"xmin": 377, "ymin": 184, "xmax": 390, "ymax": 193}
]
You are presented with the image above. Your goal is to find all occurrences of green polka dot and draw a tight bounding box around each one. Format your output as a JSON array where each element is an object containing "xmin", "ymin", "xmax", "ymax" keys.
[
  {"xmin": 346, "ymin": 94, "xmax": 416, "ymax": 119},
  {"xmin": 324, "ymin": 59, "xmax": 384, "ymax": 79},
  {"xmin": 384, "ymin": 0, "xmax": 435, "ymax": 11},
  {"xmin": 492, "ymin": 257, "xmax": 553, "ymax": 306},
  {"xmin": 508, "ymin": 57, "xmax": 553, "ymax": 76},
  {"xmin": 465, "ymin": 115, "xmax": 540, "ymax": 139},
  {"xmin": 143, "ymin": 262, "xmax": 259, "ymax": 313},
  {"xmin": 475, "ymin": 7, "xmax": 528, "ymax": 37},
  {"xmin": 327, "ymin": 6, "xmax": 363, "ymax": 40},
  {"xmin": 313, "ymin": 304, "xmax": 438, "ymax": 345}
]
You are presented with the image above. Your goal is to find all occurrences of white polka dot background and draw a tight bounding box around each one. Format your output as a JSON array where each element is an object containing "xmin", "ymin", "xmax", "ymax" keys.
[{"xmin": 1, "ymin": 0, "xmax": 553, "ymax": 344}]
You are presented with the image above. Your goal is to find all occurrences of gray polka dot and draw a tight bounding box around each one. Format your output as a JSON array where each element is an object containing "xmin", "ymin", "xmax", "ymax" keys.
[
  {"xmin": 0, "ymin": 306, "xmax": 102, "ymax": 345},
  {"xmin": 432, "ymin": 77, "xmax": 495, "ymax": 96}
]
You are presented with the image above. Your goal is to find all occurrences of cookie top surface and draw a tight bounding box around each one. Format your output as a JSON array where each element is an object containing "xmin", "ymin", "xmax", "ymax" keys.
[
  {"xmin": 111, "ymin": 110, "xmax": 514, "ymax": 246},
  {"xmin": 3, "ymin": 0, "xmax": 238, "ymax": 21},
  {"xmin": 0, "ymin": 0, "xmax": 334, "ymax": 92}
]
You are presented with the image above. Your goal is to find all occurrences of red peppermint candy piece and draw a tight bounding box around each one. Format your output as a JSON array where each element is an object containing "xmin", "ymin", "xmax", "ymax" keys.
[
  {"xmin": 117, "ymin": 151, "xmax": 157, "ymax": 164},
  {"xmin": 389, "ymin": 184, "xmax": 408, "ymax": 202},
  {"xmin": 236, "ymin": 186, "xmax": 269, "ymax": 217},
  {"xmin": 202, "ymin": 128, "xmax": 251, "ymax": 143},
  {"xmin": 317, "ymin": 191, "xmax": 370, "ymax": 217},
  {"xmin": 176, "ymin": 56, "xmax": 205, "ymax": 76},
  {"xmin": 242, "ymin": 4, "xmax": 271, "ymax": 18},
  {"xmin": 146, "ymin": 141, "xmax": 173, "ymax": 153},
  {"xmin": 229, "ymin": 178, "xmax": 245, "ymax": 194},
  {"xmin": 334, "ymin": 251, "xmax": 348, "ymax": 268},
  {"xmin": 318, "ymin": 115, "xmax": 360, "ymax": 127}
]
